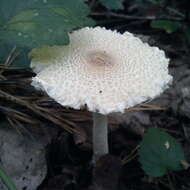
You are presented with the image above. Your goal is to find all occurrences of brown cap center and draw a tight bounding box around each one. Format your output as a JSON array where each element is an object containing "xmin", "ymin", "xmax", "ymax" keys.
[{"xmin": 86, "ymin": 51, "xmax": 112, "ymax": 66}]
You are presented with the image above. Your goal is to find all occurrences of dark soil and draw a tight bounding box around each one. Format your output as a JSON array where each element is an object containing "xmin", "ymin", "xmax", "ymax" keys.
[{"xmin": 1, "ymin": 0, "xmax": 190, "ymax": 189}]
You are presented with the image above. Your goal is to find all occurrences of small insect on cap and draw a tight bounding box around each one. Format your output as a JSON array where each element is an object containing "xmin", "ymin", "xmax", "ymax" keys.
[{"xmin": 30, "ymin": 27, "xmax": 172, "ymax": 114}]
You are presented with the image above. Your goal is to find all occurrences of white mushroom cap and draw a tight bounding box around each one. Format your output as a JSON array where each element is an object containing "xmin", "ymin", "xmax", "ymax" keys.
[{"xmin": 30, "ymin": 27, "xmax": 172, "ymax": 114}]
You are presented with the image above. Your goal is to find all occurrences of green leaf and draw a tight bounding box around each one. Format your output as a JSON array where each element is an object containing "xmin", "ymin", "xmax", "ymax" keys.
[
  {"xmin": 0, "ymin": 167, "xmax": 17, "ymax": 190},
  {"xmin": 0, "ymin": 0, "xmax": 95, "ymax": 48},
  {"xmin": 151, "ymin": 20, "xmax": 181, "ymax": 33},
  {"xmin": 99, "ymin": 0, "xmax": 124, "ymax": 10},
  {"xmin": 0, "ymin": 19, "xmax": 4, "ymax": 26},
  {"xmin": 139, "ymin": 128, "xmax": 185, "ymax": 177},
  {"xmin": 184, "ymin": 26, "xmax": 190, "ymax": 43}
]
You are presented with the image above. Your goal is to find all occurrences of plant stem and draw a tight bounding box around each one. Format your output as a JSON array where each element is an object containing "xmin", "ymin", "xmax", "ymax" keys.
[
  {"xmin": 93, "ymin": 112, "xmax": 108, "ymax": 162},
  {"xmin": 0, "ymin": 167, "xmax": 17, "ymax": 190}
]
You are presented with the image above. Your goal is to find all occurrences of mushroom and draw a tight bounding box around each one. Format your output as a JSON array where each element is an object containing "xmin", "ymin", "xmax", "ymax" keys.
[{"xmin": 30, "ymin": 27, "xmax": 172, "ymax": 161}]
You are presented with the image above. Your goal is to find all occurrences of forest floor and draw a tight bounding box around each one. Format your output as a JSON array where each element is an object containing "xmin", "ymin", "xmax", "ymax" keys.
[{"xmin": 1, "ymin": 1, "xmax": 190, "ymax": 190}]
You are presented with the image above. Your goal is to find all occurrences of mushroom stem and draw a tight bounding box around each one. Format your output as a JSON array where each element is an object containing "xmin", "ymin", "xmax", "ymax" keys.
[{"xmin": 93, "ymin": 112, "xmax": 108, "ymax": 161}]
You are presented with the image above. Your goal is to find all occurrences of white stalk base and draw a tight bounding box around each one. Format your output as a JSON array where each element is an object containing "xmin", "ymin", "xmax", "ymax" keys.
[{"xmin": 93, "ymin": 112, "xmax": 108, "ymax": 162}]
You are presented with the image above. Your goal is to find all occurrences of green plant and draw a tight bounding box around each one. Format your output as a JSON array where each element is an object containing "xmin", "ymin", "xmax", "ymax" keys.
[
  {"xmin": 0, "ymin": 167, "xmax": 17, "ymax": 190},
  {"xmin": 99, "ymin": 0, "xmax": 125, "ymax": 10},
  {"xmin": 139, "ymin": 128, "xmax": 186, "ymax": 177},
  {"xmin": 151, "ymin": 20, "xmax": 182, "ymax": 33},
  {"xmin": 0, "ymin": 0, "xmax": 95, "ymax": 67},
  {"xmin": 151, "ymin": 20, "xmax": 190, "ymax": 44},
  {"xmin": 0, "ymin": 0, "xmax": 94, "ymax": 48}
]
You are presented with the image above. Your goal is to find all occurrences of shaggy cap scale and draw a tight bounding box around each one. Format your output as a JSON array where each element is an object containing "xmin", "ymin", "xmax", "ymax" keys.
[{"xmin": 30, "ymin": 27, "xmax": 172, "ymax": 114}]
